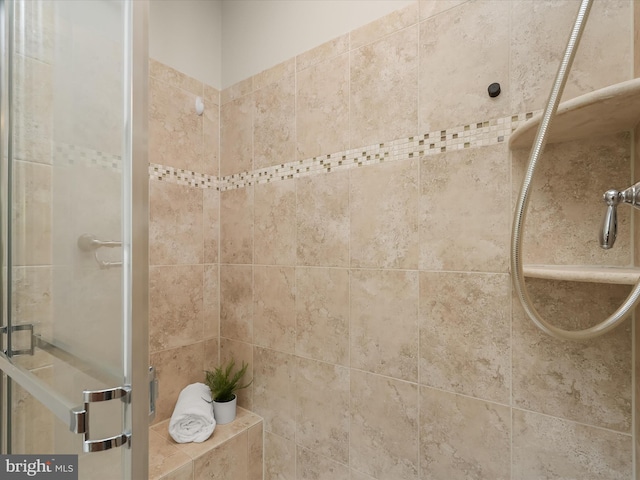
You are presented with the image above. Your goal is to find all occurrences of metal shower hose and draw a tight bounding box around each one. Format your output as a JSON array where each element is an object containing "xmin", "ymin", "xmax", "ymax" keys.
[{"xmin": 511, "ymin": 0, "xmax": 640, "ymax": 340}]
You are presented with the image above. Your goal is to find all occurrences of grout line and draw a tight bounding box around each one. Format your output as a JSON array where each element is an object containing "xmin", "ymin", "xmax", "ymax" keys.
[
  {"xmin": 511, "ymin": 404, "xmax": 634, "ymax": 438},
  {"xmin": 507, "ymin": 0, "xmax": 515, "ymax": 461}
]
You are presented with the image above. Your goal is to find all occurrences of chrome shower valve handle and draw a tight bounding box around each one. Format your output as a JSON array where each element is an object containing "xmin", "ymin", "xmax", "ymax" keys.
[{"xmin": 599, "ymin": 182, "xmax": 640, "ymax": 249}]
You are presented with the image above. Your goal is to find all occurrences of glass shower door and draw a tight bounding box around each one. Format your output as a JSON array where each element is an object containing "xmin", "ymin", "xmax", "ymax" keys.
[{"xmin": 0, "ymin": 0, "xmax": 148, "ymax": 478}]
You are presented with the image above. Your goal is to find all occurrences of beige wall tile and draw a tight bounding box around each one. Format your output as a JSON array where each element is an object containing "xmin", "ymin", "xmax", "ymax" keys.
[
  {"xmin": 350, "ymin": 370, "xmax": 419, "ymax": 479},
  {"xmin": 220, "ymin": 186, "xmax": 254, "ymax": 264},
  {"xmin": 15, "ymin": 0, "xmax": 55, "ymax": 65},
  {"xmin": 149, "ymin": 180, "xmax": 203, "ymax": 265},
  {"xmin": 419, "ymin": 1, "xmax": 509, "ymax": 132},
  {"xmin": 512, "ymin": 409, "xmax": 632, "ymax": 480},
  {"xmin": 150, "ymin": 342, "xmax": 205, "ymax": 424},
  {"xmin": 350, "ymin": 269, "xmax": 419, "ymax": 382},
  {"xmin": 47, "ymin": 265, "xmax": 72, "ymax": 344},
  {"xmin": 12, "ymin": 266, "xmax": 48, "ymax": 364},
  {"xmin": 295, "ymin": 267, "xmax": 350, "ymax": 366},
  {"xmin": 150, "ymin": 58, "xmax": 203, "ymax": 95},
  {"xmin": 513, "ymin": 279, "xmax": 632, "ymax": 432},
  {"xmin": 220, "ymin": 338, "xmax": 254, "ymax": 410},
  {"xmin": 296, "ymin": 170, "xmax": 350, "ymax": 267},
  {"xmin": 12, "ymin": 266, "xmax": 52, "ymax": 331},
  {"xmin": 12, "ymin": 161, "xmax": 52, "ymax": 266},
  {"xmin": 53, "ymin": 266, "xmax": 122, "ymax": 369},
  {"xmin": 13, "ymin": 54, "xmax": 53, "ymax": 164},
  {"xmin": 11, "ymin": 367, "xmax": 54, "ymax": 454},
  {"xmin": 512, "ymin": 134, "xmax": 630, "ymax": 267},
  {"xmin": 297, "ymin": 446, "xmax": 350, "ymax": 480},
  {"xmin": 149, "ymin": 76, "xmax": 203, "ymax": 171},
  {"xmin": 254, "ymin": 180, "xmax": 296, "ymax": 265},
  {"xmin": 204, "ymin": 84, "xmax": 220, "ymax": 106},
  {"xmin": 419, "ymin": 0, "xmax": 468, "ymax": 20},
  {"xmin": 350, "ymin": 470, "xmax": 376, "ymax": 480},
  {"xmin": 193, "ymin": 431, "xmax": 248, "ymax": 480},
  {"xmin": 254, "ymin": 266, "xmax": 296, "ymax": 353},
  {"xmin": 149, "ymin": 428, "xmax": 192, "ymax": 480},
  {"xmin": 350, "ymin": 158, "xmax": 419, "ymax": 269},
  {"xmin": 48, "ymin": 170, "xmax": 73, "ymax": 266},
  {"xmin": 296, "ymin": 33, "xmax": 350, "ymax": 71},
  {"xmin": 297, "ymin": 53, "xmax": 350, "ymax": 160},
  {"xmin": 54, "ymin": 25, "xmax": 123, "ymax": 157},
  {"xmin": 420, "ymin": 143, "xmax": 509, "ymax": 272},
  {"xmin": 350, "ymin": 25, "xmax": 418, "ymax": 147},
  {"xmin": 253, "ymin": 58, "xmax": 295, "ymax": 91},
  {"xmin": 419, "ymin": 272, "xmax": 511, "ymax": 404},
  {"xmin": 153, "ymin": 463, "xmax": 193, "ymax": 480},
  {"xmin": 510, "ymin": 0, "xmax": 632, "ymax": 114},
  {"xmin": 220, "ymin": 265, "xmax": 253, "ymax": 344},
  {"xmin": 203, "ymin": 264, "xmax": 219, "ymax": 339},
  {"xmin": 203, "ymin": 337, "xmax": 219, "ymax": 372},
  {"xmin": 221, "ymin": 77, "xmax": 253, "ymax": 105},
  {"xmin": 203, "ymin": 96, "xmax": 220, "ymax": 176},
  {"xmin": 203, "ymin": 188, "xmax": 219, "ymax": 264},
  {"xmin": 265, "ymin": 432, "xmax": 295, "ymax": 480},
  {"xmin": 254, "ymin": 74, "xmax": 296, "ymax": 169},
  {"xmin": 220, "ymin": 94, "xmax": 253, "ymax": 176},
  {"xmin": 248, "ymin": 423, "xmax": 264, "ymax": 480},
  {"xmin": 350, "ymin": 3, "xmax": 418, "ymax": 50},
  {"xmin": 295, "ymin": 357, "xmax": 349, "ymax": 463},
  {"xmin": 420, "ymin": 387, "xmax": 510, "ymax": 480},
  {"xmin": 253, "ymin": 347, "xmax": 296, "ymax": 440},
  {"xmin": 149, "ymin": 265, "xmax": 204, "ymax": 352}
]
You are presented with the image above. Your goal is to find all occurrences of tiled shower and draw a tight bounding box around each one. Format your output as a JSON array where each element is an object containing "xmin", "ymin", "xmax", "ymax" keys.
[{"xmin": 148, "ymin": 0, "xmax": 640, "ymax": 478}]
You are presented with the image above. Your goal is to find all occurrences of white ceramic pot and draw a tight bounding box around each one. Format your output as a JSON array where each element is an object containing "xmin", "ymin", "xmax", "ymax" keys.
[{"xmin": 212, "ymin": 395, "xmax": 237, "ymax": 425}]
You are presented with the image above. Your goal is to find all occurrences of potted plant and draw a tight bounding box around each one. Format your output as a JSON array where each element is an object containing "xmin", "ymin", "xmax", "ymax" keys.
[{"xmin": 204, "ymin": 359, "xmax": 252, "ymax": 424}]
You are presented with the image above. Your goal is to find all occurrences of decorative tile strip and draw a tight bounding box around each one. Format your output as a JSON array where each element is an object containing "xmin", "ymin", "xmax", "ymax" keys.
[
  {"xmin": 148, "ymin": 164, "xmax": 219, "ymax": 190},
  {"xmin": 148, "ymin": 111, "xmax": 536, "ymax": 190},
  {"xmin": 54, "ymin": 143, "xmax": 122, "ymax": 171}
]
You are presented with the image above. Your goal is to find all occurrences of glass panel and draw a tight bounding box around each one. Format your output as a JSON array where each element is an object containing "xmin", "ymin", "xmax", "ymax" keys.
[{"xmin": 3, "ymin": 0, "xmax": 132, "ymax": 478}]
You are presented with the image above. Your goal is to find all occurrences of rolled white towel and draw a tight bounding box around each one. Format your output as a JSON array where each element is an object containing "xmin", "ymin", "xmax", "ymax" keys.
[{"xmin": 169, "ymin": 383, "xmax": 216, "ymax": 443}]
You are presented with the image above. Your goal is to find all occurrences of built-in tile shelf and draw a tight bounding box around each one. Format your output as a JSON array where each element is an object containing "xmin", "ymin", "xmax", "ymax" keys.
[
  {"xmin": 149, "ymin": 408, "xmax": 263, "ymax": 480},
  {"xmin": 509, "ymin": 78, "xmax": 640, "ymax": 149},
  {"xmin": 523, "ymin": 264, "xmax": 640, "ymax": 285}
]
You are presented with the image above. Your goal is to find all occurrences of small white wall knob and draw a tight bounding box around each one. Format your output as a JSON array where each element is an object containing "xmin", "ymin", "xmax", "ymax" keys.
[{"xmin": 195, "ymin": 96, "xmax": 204, "ymax": 116}]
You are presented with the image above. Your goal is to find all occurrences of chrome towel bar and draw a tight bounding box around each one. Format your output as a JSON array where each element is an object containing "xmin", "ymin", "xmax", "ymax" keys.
[{"xmin": 77, "ymin": 233, "xmax": 123, "ymax": 269}]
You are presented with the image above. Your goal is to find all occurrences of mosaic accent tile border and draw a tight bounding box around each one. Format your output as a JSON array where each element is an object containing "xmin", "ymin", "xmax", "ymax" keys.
[
  {"xmin": 148, "ymin": 164, "xmax": 219, "ymax": 190},
  {"xmin": 149, "ymin": 110, "xmax": 537, "ymax": 190},
  {"xmin": 54, "ymin": 143, "xmax": 122, "ymax": 171}
]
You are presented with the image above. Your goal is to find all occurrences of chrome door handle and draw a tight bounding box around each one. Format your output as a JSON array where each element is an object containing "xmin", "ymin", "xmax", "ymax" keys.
[{"xmin": 72, "ymin": 385, "xmax": 132, "ymax": 453}]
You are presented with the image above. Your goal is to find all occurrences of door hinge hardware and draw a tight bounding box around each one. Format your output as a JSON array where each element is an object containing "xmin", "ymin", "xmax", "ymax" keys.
[
  {"xmin": 71, "ymin": 385, "xmax": 132, "ymax": 453},
  {"xmin": 0, "ymin": 324, "xmax": 35, "ymax": 356},
  {"xmin": 149, "ymin": 366, "xmax": 158, "ymax": 422}
]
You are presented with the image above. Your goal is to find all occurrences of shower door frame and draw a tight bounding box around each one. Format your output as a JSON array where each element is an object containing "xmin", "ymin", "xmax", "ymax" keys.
[
  {"xmin": 127, "ymin": 1, "xmax": 150, "ymax": 478},
  {"xmin": 0, "ymin": 0, "xmax": 149, "ymax": 477}
]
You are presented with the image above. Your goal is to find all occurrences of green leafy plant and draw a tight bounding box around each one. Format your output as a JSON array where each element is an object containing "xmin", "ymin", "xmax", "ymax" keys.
[{"xmin": 204, "ymin": 359, "xmax": 252, "ymax": 403}]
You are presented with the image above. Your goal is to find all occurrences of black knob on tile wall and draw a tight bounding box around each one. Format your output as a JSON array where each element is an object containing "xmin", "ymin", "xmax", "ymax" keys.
[{"xmin": 488, "ymin": 83, "xmax": 501, "ymax": 98}]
